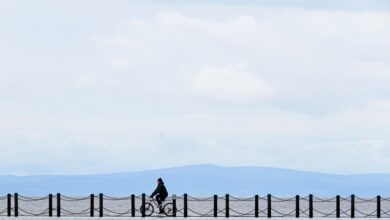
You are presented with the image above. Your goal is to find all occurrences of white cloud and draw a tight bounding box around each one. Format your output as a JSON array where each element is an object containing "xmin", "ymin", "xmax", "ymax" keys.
[
  {"xmin": 191, "ymin": 64, "xmax": 273, "ymax": 103},
  {"xmin": 89, "ymin": 9, "xmax": 390, "ymax": 111},
  {"xmin": 72, "ymin": 73, "xmax": 118, "ymax": 89},
  {"xmin": 0, "ymin": 1, "xmax": 389, "ymax": 174}
]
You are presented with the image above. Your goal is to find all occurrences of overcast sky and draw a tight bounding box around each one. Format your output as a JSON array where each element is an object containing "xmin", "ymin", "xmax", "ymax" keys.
[{"xmin": 1, "ymin": 0, "xmax": 390, "ymax": 175}]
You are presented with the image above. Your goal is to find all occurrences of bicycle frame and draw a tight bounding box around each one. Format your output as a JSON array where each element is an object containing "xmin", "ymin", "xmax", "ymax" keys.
[{"xmin": 141, "ymin": 197, "xmax": 174, "ymax": 216}]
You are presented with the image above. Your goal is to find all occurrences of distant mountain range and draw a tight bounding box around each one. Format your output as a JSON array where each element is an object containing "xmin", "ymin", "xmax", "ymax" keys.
[{"xmin": 1, "ymin": 164, "xmax": 390, "ymax": 196}]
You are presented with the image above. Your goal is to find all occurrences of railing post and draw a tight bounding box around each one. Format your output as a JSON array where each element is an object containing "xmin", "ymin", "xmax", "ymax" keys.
[
  {"xmin": 309, "ymin": 194, "xmax": 313, "ymax": 218},
  {"xmin": 56, "ymin": 193, "xmax": 61, "ymax": 217},
  {"xmin": 142, "ymin": 193, "xmax": 146, "ymax": 217},
  {"xmin": 267, "ymin": 194, "xmax": 272, "ymax": 218},
  {"xmin": 14, "ymin": 193, "xmax": 18, "ymax": 217},
  {"xmin": 377, "ymin": 195, "xmax": 381, "ymax": 218},
  {"xmin": 99, "ymin": 193, "xmax": 103, "ymax": 217},
  {"xmin": 184, "ymin": 193, "xmax": 188, "ymax": 217},
  {"xmin": 90, "ymin": 194, "xmax": 94, "ymax": 217},
  {"xmin": 7, "ymin": 194, "xmax": 11, "ymax": 217},
  {"xmin": 131, "ymin": 194, "xmax": 135, "ymax": 217},
  {"xmin": 226, "ymin": 194, "xmax": 229, "ymax": 218},
  {"xmin": 214, "ymin": 195, "xmax": 218, "ymax": 217},
  {"xmin": 173, "ymin": 194, "xmax": 177, "ymax": 217},
  {"xmin": 255, "ymin": 195, "xmax": 259, "ymax": 218},
  {"xmin": 336, "ymin": 195, "xmax": 340, "ymax": 218},
  {"xmin": 351, "ymin": 194, "xmax": 355, "ymax": 218},
  {"xmin": 49, "ymin": 194, "xmax": 53, "ymax": 217},
  {"xmin": 296, "ymin": 195, "xmax": 300, "ymax": 218}
]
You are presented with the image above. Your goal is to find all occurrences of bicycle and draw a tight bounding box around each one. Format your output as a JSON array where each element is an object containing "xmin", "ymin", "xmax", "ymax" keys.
[{"xmin": 140, "ymin": 197, "xmax": 175, "ymax": 216}]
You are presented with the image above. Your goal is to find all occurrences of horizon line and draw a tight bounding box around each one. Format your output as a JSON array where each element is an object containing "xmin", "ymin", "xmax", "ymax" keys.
[{"xmin": 2, "ymin": 163, "xmax": 390, "ymax": 177}]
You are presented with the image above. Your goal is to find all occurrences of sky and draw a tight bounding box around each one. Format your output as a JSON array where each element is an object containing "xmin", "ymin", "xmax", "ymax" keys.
[{"xmin": 0, "ymin": 0, "xmax": 390, "ymax": 175}]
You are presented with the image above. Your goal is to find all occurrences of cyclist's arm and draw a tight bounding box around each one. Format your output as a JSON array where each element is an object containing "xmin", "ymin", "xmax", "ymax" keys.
[{"xmin": 150, "ymin": 184, "xmax": 162, "ymax": 197}]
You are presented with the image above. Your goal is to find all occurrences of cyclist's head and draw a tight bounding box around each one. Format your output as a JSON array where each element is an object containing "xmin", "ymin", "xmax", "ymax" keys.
[{"xmin": 157, "ymin": 178, "xmax": 163, "ymax": 183}]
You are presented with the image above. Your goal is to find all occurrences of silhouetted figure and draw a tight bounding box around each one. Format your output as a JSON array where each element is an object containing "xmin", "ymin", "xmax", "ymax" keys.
[{"xmin": 150, "ymin": 178, "xmax": 168, "ymax": 214}]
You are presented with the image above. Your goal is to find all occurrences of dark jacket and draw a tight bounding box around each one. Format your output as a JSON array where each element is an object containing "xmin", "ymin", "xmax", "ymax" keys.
[{"xmin": 151, "ymin": 182, "xmax": 168, "ymax": 198}]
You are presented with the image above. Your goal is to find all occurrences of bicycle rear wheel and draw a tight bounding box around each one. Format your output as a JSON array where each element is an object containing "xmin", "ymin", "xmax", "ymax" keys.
[{"xmin": 163, "ymin": 202, "xmax": 175, "ymax": 216}]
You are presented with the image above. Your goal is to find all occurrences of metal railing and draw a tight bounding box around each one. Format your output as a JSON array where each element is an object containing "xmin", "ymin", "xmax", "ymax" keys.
[{"xmin": 0, "ymin": 193, "xmax": 388, "ymax": 218}]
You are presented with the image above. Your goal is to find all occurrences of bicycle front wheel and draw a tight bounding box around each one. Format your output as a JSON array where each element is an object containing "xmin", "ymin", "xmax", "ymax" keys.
[{"xmin": 140, "ymin": 202, "xmax": 154, "ymax": 216}]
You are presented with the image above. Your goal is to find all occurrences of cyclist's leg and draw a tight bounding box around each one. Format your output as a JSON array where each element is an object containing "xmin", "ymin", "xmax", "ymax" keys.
[
  {"xmin": 156, "ymin": 195, "xmax": 163, "ymax": 212},
  {"xmin": 161, "ymin": 195, "xmax": 167, "ymax": 202}
]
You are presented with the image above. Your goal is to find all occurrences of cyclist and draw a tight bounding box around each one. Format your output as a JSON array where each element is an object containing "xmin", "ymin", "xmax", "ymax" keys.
[{"xmin": 150, "ymin": 178, "xmax": 168, "ymax": 214}]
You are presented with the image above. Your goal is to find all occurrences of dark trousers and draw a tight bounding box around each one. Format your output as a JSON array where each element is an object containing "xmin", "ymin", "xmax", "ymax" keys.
[{"xmin": 156, "ymin": 194, "xmax": 167, "ymax": 209}]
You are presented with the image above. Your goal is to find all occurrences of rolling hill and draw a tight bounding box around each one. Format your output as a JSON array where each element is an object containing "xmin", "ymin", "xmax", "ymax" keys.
[{"xmin": 1, "ymin": 164, "xmax": 389, "ymax": 196}]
